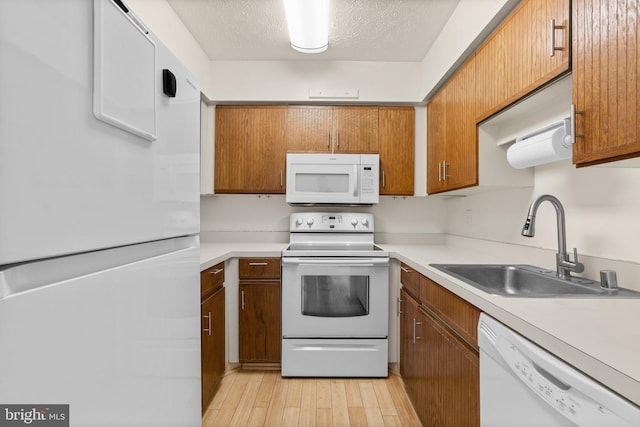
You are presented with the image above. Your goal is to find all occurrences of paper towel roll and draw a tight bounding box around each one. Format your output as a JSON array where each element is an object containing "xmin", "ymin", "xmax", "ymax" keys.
[{"xmin": 507, "ymin": 123, "xmax": 572, "ymax": 169}]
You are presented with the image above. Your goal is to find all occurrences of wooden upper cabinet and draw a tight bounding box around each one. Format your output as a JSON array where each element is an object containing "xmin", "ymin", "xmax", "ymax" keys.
[
  {"xmin": 379, "ymin": 107, "xmax": 414, "ymax": 196},
  {"xmin": 214, "ymin": 106, "xmax": 287, "ymax": 194},
  {"xmin": 286, "ymin": 106, "xmax": 379, "ymax": 154},
  {"xmin": 443, "ymin": 58, "xmax": 477, "ymax": 192},
  {"xmin": 286, "ymin": 106, "xmax": 333, "ymax": 152},
  {"xmin": 427, "ymin": 87, "xmax": 447, "ymax": 195},
  {"xmin": 427, "ymin": 58, "xmax": 477, "ymax": 194},
  {"xmin": 572, "ymin": 0, "xmax": 640, "ymax": 166},
  {"xmin": 474, "ymin": 29, "xmax": 505, "ymax": 118},
  {"xmin": 332, "ymin": 106, "xmax": 379, "ymax": 153},
  {"xmin": 476, "ymin": 0, "xmax": 570, "ymax": 121}
]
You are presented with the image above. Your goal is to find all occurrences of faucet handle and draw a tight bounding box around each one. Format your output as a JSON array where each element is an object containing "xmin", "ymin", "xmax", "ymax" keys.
[{"xmin": 571, "ymin": 248, "xmax": 585, "ymax": 273}]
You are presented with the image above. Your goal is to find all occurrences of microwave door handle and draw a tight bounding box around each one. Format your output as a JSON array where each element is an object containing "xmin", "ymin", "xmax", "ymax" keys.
[{"xmin": 352, "ymin": 165, "xmax": 358, "ymax": 196}]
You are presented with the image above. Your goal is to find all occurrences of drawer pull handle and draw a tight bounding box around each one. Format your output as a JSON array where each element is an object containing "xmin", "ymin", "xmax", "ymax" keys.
[
  {"xmin": 249, "ymin": 262, "xmax": 269, "ymax": 266},
  {"xmin": 570, "ymin": 103, "xmax": 585, "ymax": 142},
  {"xmin": 203, "ymin": 312, "xmax": 212, "ymax": 336},
  {"xmin": 209, "ymin": 268, "xmax": 223, "ymax": 275},
  {"xmin": 400, "ymin": 266, "xmax": 412, "ymax": 273},
  {"xmin": 549, "ymin": 18, "xmax": 565, "ymax": 57},
  {"xmin": 413, "ymin": 319, "xmax": 423, "ymax": 344}
]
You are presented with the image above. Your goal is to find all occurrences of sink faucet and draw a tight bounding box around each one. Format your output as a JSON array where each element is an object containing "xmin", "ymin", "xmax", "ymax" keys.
[{"xmin": 521, "ymin": 194, "xmax": 584, "ymax": 280}]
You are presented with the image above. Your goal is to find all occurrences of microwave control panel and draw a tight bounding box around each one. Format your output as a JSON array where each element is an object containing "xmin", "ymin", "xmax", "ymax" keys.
[{"xmin": 360, "ymin": 165, "xmax": 376, "ymax": 196}]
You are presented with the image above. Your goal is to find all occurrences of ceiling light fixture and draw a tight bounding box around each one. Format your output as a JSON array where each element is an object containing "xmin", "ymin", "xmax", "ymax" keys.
[{"xmin": 283, "ymin": 0, "xmax": 329, "ymax": 54}]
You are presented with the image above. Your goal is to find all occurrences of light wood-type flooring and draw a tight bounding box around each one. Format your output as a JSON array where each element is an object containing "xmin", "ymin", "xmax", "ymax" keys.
[{"xmin": 202, "ymin": 370, "xmax": 422, "ymax": 427}]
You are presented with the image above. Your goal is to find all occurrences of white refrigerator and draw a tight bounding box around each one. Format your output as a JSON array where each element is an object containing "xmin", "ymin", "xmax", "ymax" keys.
[{"xmin": 0, "ymin": 1, "xmax": 202, "ymax": 425}]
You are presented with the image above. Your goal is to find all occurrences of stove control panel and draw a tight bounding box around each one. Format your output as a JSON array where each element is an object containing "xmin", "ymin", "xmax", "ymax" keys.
[{"xmin": 290, "ymin": 212, "xmax": 374, "ymax": 232}]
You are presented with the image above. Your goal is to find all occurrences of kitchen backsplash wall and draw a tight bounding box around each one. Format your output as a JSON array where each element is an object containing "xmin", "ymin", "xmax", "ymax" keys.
[
  {"xmin": 201, "ymin": 195, "xmax": 446, "ymax": 237},
  {"xmin": 445, "ymin": 160, "xmax": 640, "ymax": 265}
]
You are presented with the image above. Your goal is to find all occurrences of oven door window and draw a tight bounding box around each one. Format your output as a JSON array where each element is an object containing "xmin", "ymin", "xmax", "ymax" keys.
[{"xmin": 301, "ymin": 275, "xmax": 369, "ymax": 317}]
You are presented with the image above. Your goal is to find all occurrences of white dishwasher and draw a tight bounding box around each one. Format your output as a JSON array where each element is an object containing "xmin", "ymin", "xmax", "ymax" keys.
[{"xmin": 478, "ymin": 314, "xmax": 640, "ymax": 427}]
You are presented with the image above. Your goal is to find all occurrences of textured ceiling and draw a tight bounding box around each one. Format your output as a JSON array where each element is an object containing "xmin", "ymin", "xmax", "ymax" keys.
[{"xmin": 166, "ymin": 0, "xmax": 461, "ymax": 61}]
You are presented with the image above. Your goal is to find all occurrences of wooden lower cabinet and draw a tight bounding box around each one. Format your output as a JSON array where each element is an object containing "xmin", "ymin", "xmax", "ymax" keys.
[
  {"xmin": 399, "ymin": 289, "xmax": 422, "ymax": 402},
  {"xmin": 239, "ymin": 281, "xmax": 281, "ymax": 363},
  {"xmin": 421, "ymin": 302, "xmax": 479, "ymax": 427},
  {"xmin": 239, "ymin": 257, "xmax": 281, "ymax": 364},
  {"xmin": 201, "ymin": 285, "xmax": 225, "ymax": 412},
  {"xmin": 400, "ymin": 286, "xmax": 480, "ymax": 426}
]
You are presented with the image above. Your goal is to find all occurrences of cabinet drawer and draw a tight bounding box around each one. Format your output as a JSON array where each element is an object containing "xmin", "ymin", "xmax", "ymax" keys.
[
  {"xmin": 201, "ymin": 262, "xmax": 224, "ymax": 300},
  {"xmin": 239, "ymin": 258, "xmax": 281, "ymax": 280},
  {"xmin": 400, "ymin": 263, "xmax": 421, "ymax": 299},
  {"xmin": 420, "ymin": 277, "xmax": 481, "ymax": 350}
]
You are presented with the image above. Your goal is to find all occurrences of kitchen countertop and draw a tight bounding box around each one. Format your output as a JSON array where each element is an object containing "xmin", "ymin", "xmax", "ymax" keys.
[{"xmin": 200, "ymin": 241, "xmax": 640, "ymax": 406}]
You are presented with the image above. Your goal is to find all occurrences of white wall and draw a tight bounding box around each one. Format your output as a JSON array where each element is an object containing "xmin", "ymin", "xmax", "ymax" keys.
[
  {"xmin": 201, "ymin": 195, "xmax": 446, "ymax": 236},
  {"xmin": 125, "ymin": 0, "xmax": 518, "ymax": 103},
  {"xmin": 208, "ymin": 60, "xmax": 422, "ymax": 103},
  {"xmin": 419, "ymin": 0, "xmax": 519, "ymax": 100},
  {"xmin": 127, "ymin": 0, "xmax": 213, "ymax": 97},
  {"xmin": 445, "ymin": 161, "xmax": 640, "ymax": 262}
]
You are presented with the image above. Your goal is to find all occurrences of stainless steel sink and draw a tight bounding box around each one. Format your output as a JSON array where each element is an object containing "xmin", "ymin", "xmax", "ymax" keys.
[{"xmin": 430, "ymin": 264, "xmax": 640, "ymax": 298}]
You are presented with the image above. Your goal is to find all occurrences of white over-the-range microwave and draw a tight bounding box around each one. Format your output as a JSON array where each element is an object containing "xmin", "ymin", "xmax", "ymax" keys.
[{"xmin": 286, "ymin": 153, "xmax": 379, "ymax": 205}]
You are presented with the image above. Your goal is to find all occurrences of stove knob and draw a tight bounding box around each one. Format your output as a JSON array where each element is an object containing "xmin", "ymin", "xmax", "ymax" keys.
[
  {"xmin": 361, "ymin": 218, "xmax": 369, "ymax": 227},
  {"xmin": 295, "ymin": 218, "xmax": 303, "ymax": 227},
  {"xmin": 351, "ymin": 218, "xmax": 359, "ymax": 227},
  {"xmin": 306, "ymin": 218, "xmax": 314, "ymax": 227}
]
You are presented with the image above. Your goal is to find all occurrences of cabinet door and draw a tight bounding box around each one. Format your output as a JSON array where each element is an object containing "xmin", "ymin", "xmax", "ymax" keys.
[
  {"xmin": 474, "ymin": 29, "xmax": 506, "ymax": 120},
  {"xmin": 332, "ymin": 106, "xmax": 379, "ymax": 153},
  {"xmin": 202, "ymin": 286, "xmax": 225, "ymax": 412},
  {"xmin": 399, "ymin": 289, "xmax": 420, "ymax": 402},
  {"xmin": 239, "ymin": 281, "xmax": 281, "ymax": 363},
  {"xmin": 427, "ymin": 60, "xmax": 478, "ymax": 195},
  {"xmin": 426, "ymin": 88, "xmax": 447, "ymax": 194},
  {"xmin": 572, "ymin": 0, "xmax": 640, "ymax": 166},
  {"xmin": 214, "ymin": 106, "xmax": 247, "ymax": 193},
  {"xmin": 214, "ymin": 106, "xmax": 287, "ymax": 194},
  {"xmin": 379, "ymin": 107, "xmax": 414, "ymax": 195},
  {"xmin": 443, "ymin": 58, "xmax": 478, "ymax": 192},
  {"xmin": 477, "ymin": 0, "xmax": 570, "ymax": 121},
  {"xmin": 422, "ymin": 307, "xmax": 480, "ymax": 427},
  {"xmin": 286, "ymin": 106, "xmax": 333, "ymax": 153}
]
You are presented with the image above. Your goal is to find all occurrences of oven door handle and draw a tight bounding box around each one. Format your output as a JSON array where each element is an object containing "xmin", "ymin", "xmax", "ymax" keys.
[{"xmin": 281, "ymin": 257, "xmax": 389, "ymax": 266}]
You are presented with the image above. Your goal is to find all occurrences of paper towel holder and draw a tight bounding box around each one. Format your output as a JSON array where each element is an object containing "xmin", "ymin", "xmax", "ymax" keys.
[
  {"xmin": 562, "ymin": 115, "xmax": 573, "ymax": 145},
  {"xmin": 516, "ymin": 117, "xmax": 572, "ymax": 146},
  {"xmin": 508, "ymin": 117, "xmax": 574, "ymax": 169}
]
